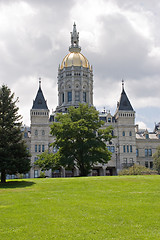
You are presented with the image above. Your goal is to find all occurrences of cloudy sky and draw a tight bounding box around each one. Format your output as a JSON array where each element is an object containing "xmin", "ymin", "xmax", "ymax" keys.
[{"xmin": 0, "ymin": 0, "xmax": 160, "ymax": 130}]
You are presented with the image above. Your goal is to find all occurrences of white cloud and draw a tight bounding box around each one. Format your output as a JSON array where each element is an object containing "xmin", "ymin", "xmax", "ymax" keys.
[
  {"xmin": 136, "ymin": 121, "xmax": 148, "ymax": 130},
  {"xmin": 0, "ymin": 0, "xmax": 160, "ymax": 129}
]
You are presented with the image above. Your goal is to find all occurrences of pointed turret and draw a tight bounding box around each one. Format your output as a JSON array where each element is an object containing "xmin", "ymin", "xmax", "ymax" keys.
[
  {"xmin": 32, "ymin": 80, "xmax": 48, "ymax": 110},
  {"xmin": 115, "ymin": 81, "xmax": 135, "ymax": 124},
  {"xmin": 117, "ymin": 81, "xmax": 133, "ymax": 111}
]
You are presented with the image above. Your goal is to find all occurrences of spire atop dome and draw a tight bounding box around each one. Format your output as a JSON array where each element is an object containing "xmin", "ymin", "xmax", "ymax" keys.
[{"xmin": 69, "ymin": 22, "xmax": 81, "ymax": 53}]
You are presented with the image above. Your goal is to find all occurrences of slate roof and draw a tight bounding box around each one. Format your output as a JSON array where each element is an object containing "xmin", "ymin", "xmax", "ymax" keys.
[
  {"xmin": 118, "ymin": 88, "xmax": 134, "ymax": 111},
  {"xmin": 32, "ymin": 85, "xmax": 48, "ymax": 110}
]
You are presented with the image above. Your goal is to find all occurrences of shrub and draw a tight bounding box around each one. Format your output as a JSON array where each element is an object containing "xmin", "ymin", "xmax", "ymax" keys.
[
  {"xmin": 118, "ymin": 164, "xmax": 158, "ymax": 175},
  {"xmin": 39, "ymin": 171, "xmax": 46, "ymax": 178}
]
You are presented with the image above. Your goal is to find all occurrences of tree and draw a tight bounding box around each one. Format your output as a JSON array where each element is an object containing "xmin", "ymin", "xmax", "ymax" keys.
[
  {"xmin": 36, "ymin": 151, "xmax": 61, "ymax": 172},
  {"xmin": 0, "ymin": 85, "xmax": 30, "ymax": 183},
  {"xmin": 37, "ymin": 104, "xmax": 113, "ymax": 176},
  {"xmin": 153, "ymin": 146, "xmax": 160, "ymax": 174}
]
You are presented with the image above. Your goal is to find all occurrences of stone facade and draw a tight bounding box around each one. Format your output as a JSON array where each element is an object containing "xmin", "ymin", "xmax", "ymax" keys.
[{"xmin": 22, "ymin": 24, "xmax": 160, "ymax": 178}]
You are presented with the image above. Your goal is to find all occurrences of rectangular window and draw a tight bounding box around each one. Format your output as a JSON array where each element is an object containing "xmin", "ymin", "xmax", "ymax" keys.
[
  {"xmin": 145, "ymin": 161, "xmax": 148, "ymax": 168},
  {"xmin": 24, "ymin": 132, "xmax": 28, "ymax": 138},
  {"xmin": 122, "ymin": 131, "xmax": 125, "ymax": 136},
  {"xmin": 35, "ymin": 145, "xmax": 37, "ymax": 153},
  {"xmin": 24, "ymin": 173, "xmax": 29, "ymax": 178},
  {"xmin": 39, "ymin": 145, "xmax": 41, "ymax": 152},
  {"xmin": 83, "ymin": 92, "xmax": 86, "ymax": 102},
  {"xmin": 75, "ymin": 91, "xmax": 80, "ymax": 101},
  {"xmin": 34, "ymin": 157, "xmax": 38, "ymax": 162},
  {"xmin": 42, "ymin": 145, "xmax": 45, "ymax": 152},
  {"xmin": 136, "ymin": 149, "xmax": 139, "ymax": 157},
  {"xmin": 62, "ymin": 93, "xmax": 64, "ymax": 103},
  {"xmin": 145, "ymin": 149, "xmax": 148, "ymax": 157},
  {"xmin": 130, "ymin": 145, "xmax": 132, "ymax": 153},
  {"xmin": 34, "ymin": 170, "xmax": 38, "ymax": 178},
  {"xmin": 110, "ymin": 146, "xmax": 115, "ymax": 153},
  {"xmin": 148, "ymin": 149, "xmax": 152, "ymax": 156},
  {"xmin": 107, "ymin": 146, "xmax": 111, "ymax": 151},
  {"xmin": 127, "ymin": 145, "xmax": 129, "ymax": 153},
  {"xmin": 123, "ymin": 158, "xmax": 127, "ymax": 164},
  {"xmin": 150, "ymin": 161, "xmax": 153, "ymax": 169},
  {"xmin": 129, "ymin": 158, "xmax": 133, "ymax": 163},
  {"xmin": 68, "ymin": 92, "xmax": 72, "ymax": 102},
  {"xmin": 42, "ymin": 130, "xmax": 45, "ymax": 135},
  {"xmin": 123, "ymin": 145, "xmax": 126, "ymax": 153}
]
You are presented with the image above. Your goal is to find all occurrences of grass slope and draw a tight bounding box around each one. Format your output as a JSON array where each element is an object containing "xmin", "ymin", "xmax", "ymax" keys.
[{"xmin": 0, "ymin": 176, "xmax": 160, "ymax": 240}]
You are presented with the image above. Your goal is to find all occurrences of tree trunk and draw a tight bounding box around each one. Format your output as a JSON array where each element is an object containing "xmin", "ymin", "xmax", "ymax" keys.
[
  {"xmin": 1, "ymin": 170, "xmax": 6, "ymax": 183},
  {"xmin": 79, "ymin": 166, "xmax": 89, "ymax": 177}
]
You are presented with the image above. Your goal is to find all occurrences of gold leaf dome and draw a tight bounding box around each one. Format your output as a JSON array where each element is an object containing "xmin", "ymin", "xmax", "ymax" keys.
[{"xmin": 60, "ymin": 52, "xmax": 90, "ymax": 70}]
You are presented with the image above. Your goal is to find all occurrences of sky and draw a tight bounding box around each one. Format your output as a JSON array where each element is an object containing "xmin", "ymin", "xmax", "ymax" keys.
[{"xmin": 0, "ymin": 0, "xmax": 160, "ymax": 130}]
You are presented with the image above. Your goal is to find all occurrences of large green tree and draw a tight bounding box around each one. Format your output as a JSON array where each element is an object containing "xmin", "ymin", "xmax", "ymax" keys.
[
  {"xmin": 37, "ymin": 104, "xmax": 113, "ymax": 176},
  {"xmin": 0, "ymin": 85, "xmax": 30, "ymax": 183},
  {"xmin": 153, "ymin": 146, "xmax": 160, "ymax": 174}
]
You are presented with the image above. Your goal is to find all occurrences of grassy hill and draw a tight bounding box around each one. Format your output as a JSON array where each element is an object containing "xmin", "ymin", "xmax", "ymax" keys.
[{"xmin": 0, "ymin": 176, "xmax": 160, "ymax": 239}]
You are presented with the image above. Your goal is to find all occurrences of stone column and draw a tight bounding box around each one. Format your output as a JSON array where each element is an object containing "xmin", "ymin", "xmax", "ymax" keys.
[
  {"xmin": 102, "ymin": 166, "xmax": 107, "ymax": 176},
  {"xmin": 61, "ymin": 167, "xmax": 65, "ymax": 178}
]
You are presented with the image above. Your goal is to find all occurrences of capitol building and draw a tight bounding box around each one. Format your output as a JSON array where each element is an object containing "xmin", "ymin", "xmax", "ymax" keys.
[{"xmin": 22, "ymin": 24, "xmax": 160, "ymax": 178}]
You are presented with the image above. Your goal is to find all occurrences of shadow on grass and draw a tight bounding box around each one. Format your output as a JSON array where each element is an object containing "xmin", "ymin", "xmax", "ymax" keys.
[{"xmin": 0, "ymin": 180, "xmax": 36, "ymax": 188}]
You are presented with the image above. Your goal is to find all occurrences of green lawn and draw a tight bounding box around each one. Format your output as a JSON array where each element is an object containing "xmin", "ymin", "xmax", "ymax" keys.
[{"xmin": 0, "ymin": 176, "xmax": 160, "ymax": 240}]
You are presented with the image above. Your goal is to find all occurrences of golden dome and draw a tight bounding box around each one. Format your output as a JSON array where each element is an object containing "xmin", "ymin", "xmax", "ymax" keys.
[{"xmin": 60, "ymin": 52, "xmax": 90, "ymax": 70}]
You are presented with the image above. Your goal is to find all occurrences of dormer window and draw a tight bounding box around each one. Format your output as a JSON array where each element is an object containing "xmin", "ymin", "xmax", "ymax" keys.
[
  {"xmin": 108, "ymin": 117, "xmax": 111, "ymax": 123},
  {"xmin": 145, "ymin": 134, "xmax": 149, "ymax": 139}
]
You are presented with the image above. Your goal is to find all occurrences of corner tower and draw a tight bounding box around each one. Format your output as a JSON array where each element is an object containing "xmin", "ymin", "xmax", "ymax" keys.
[
  {"xmin": 114, "ymin": 81, "xmax": 136, "ymax": 170},
  {"xmin": 56, "ymin": 23, "xmax": 93, "ymax": 112},
  {"xmin": 115, "ymin": 81, "xmax": 135, "ymax": 125},
  {"xmin": 30, "ymin": 80, "xmax": 50, "ymax": 178}
]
